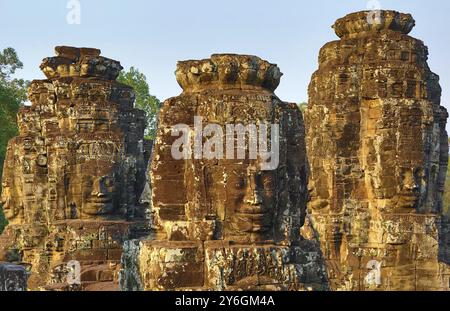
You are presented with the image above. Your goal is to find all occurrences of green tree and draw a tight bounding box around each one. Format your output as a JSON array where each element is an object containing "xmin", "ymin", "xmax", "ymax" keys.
[
  {"xmin": 117, "ymin": 67, "xmax": 160, "ymax": 139},
  {"xmin": 0, "ymin": 47, "xmax": 28, "ymax": 233},
  {"xmin": 0, "ymin": 47, "xmax": 23, "ymax": 80}
]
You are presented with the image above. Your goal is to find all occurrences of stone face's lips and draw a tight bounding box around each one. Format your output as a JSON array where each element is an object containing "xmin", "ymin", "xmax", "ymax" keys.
[
  {"xmin": 235, "ymin": 204, "xmax": 273, "ymax": 232},
  {"xmin": 175, "ymin": 54, "xmax": 283, "ymax": 93},
  {"xmin": 237, "ymin": 205, "xmax": 267, "ymax": 215},
  {"xmin": 87, "ymin": 196, "xmax": 112, "ymax": 204},
  {"xmin": 83, "ymin": 201, "xmax": 113, "ymax": 215},
  {"xmin": 333, "ymin": 10, "xmax": 416, "ymax": 38}
]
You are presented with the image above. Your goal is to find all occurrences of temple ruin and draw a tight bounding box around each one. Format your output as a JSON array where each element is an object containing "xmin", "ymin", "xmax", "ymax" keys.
[
  {"xmin": 119, "ymin": 54, "xmax": 329, "ymax": 291},
  {"xmin": 1, "ymin": 10, "xmax": 450, "ymax": 292},
  {"xmin": 0, "ymin": 46, "xmax": 149, "ymax": 290},
  {"xmin": 0, "ymin": 263, "xmax": 28, "ymax": 291},
  {"xmin": 305, "ymin": 10, "xmax": 450, "ymax": 290}
]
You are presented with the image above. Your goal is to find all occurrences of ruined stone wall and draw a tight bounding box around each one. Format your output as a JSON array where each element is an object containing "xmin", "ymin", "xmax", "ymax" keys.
[
  {"xmin": 305, "ymin": 11, "xmax": 450, "ymax": 290},
  {"xmin": 0, "ymin": 46, "xmax": 149, "ymax": 290},
  {"xmin": 1, "ymin": 11, "xmax": 450, "ymax": 292},
  {"xmin": 120, "ymin": 54, "xmax": 329, "ymax": 291},
  {"xmin": 0, "ymin": 263, "xmax": 28, "ymax": 291}
]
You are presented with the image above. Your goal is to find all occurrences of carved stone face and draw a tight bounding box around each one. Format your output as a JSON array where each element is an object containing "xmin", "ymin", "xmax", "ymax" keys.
[
  {"xmin": 228, "ymin": 166, "xmax": 276, "ymax": 234},
  {"xmin": 66, "ymin": 160, "xmax": 120, "ymax": 219},
  {"xmin": 153, "ymin": 55, "xmax": 305, "ymax": 247},
  {"xmin": 204, "ymin": 162, "xmax": 277, "ymax": 241}
]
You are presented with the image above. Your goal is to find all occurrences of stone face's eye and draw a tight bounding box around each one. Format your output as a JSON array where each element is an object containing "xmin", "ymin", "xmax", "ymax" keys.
[
  {"xmin": 104, "ymin": 177, "xmax": 113, "ymax": 187},
  {"xmin": 235, "ymin": 177, "xmax": 246, "ymax": 189}
]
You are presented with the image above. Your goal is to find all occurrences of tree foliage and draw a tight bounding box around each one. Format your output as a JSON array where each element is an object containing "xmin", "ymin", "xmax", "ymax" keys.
[
  {"xmin": 117, "ymin": 67, "xmax": 160, "ymax": 139},
  {"xmin": 0, "ymin": 48, "xmax": 23, "ymax": 80},
  {"xmin": 0, "ymin": 47, "xmax": 28, "ymax": 233}
]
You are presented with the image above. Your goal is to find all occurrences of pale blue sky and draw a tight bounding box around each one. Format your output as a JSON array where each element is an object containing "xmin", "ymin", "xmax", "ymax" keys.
[{"xmin": 1, "ymin": 0, "xmax": 450, "ymax": 122}]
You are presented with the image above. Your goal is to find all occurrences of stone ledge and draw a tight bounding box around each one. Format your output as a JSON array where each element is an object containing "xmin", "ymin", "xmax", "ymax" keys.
[
  {"xmin": 333, "ymin": 10, "xmax": 415, "ymax": 39},
  {"xmin": 175, "ymin": 54, "xmax": 282, "ymax": 93}
]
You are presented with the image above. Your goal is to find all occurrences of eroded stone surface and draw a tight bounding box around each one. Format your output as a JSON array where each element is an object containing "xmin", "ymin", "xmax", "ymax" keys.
[
  {"xmin": 120, "ymin": 54, "xmax": 329, "ymax": 291},
  {"xmin": 0, "ymin": 263, "xmax": 29, "ymax": 291},
  {"xmin": 0, "ymin": 46, "xmax": 149, "ymax": 290},
  {"xmin": 305, "ymin": 11, "xmax": 450, "ymax": 290}
]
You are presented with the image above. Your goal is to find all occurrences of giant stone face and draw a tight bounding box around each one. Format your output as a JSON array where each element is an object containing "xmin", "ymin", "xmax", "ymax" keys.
[
  {"xmin": 118, "ymin": 54, "xmax": 327, "ymax": 291},
  {"xmin": 151, "ymin": 54, "xmax": 308, "ymax": 245},
  {"xmin": 66, "ymin": 159, "xmax": 121, "ymax": 219},
  {"xmin": 304, "ymin": 10, "xmax": 449, "ymax": 290}
]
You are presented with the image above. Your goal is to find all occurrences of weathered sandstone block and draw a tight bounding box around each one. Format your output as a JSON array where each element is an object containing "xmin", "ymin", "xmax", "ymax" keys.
[
  {"xmin": 0, "ymin": 46, "xmax": 149, "ymax": 290},
  {"xmin": 120, "ymin": 54, "xmax": 328, "ymax": 291},
  {"xmin": 0, "ymin": 263, "xmax": 29, "ymax": 291},
  {"xmin": 305, "ymin": 11, "xmax": 450, "ymax": 290}
]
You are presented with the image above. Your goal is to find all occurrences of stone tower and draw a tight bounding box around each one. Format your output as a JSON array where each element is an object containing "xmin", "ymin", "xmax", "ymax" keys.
[
  {"xmin": 0, "ymin": 46, "xmax": 149, "ymax": 290},
  {"xmin": 305, "ymin": 11, "xmax": 450, "ymax": 290},
  {"xmin": 120, "ymin": 54, "xmax": 328, "ymax": 291}
]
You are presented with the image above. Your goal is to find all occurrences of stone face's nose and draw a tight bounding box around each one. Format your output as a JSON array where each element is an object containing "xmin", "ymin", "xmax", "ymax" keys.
[
  {"xmin": 252, "ymin": 191, "xmax": 263, "ymax": 205},
  {"xmin": 402, "ymin": 171, "xmax": 420, "ymax": 191},
  {"xmin": 244, "ymin": 172, "xmax": 264, "ymax": 206},
  {"xmin": 245, "ymin": 190, "xmax": 263, "ymax": 206}
]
